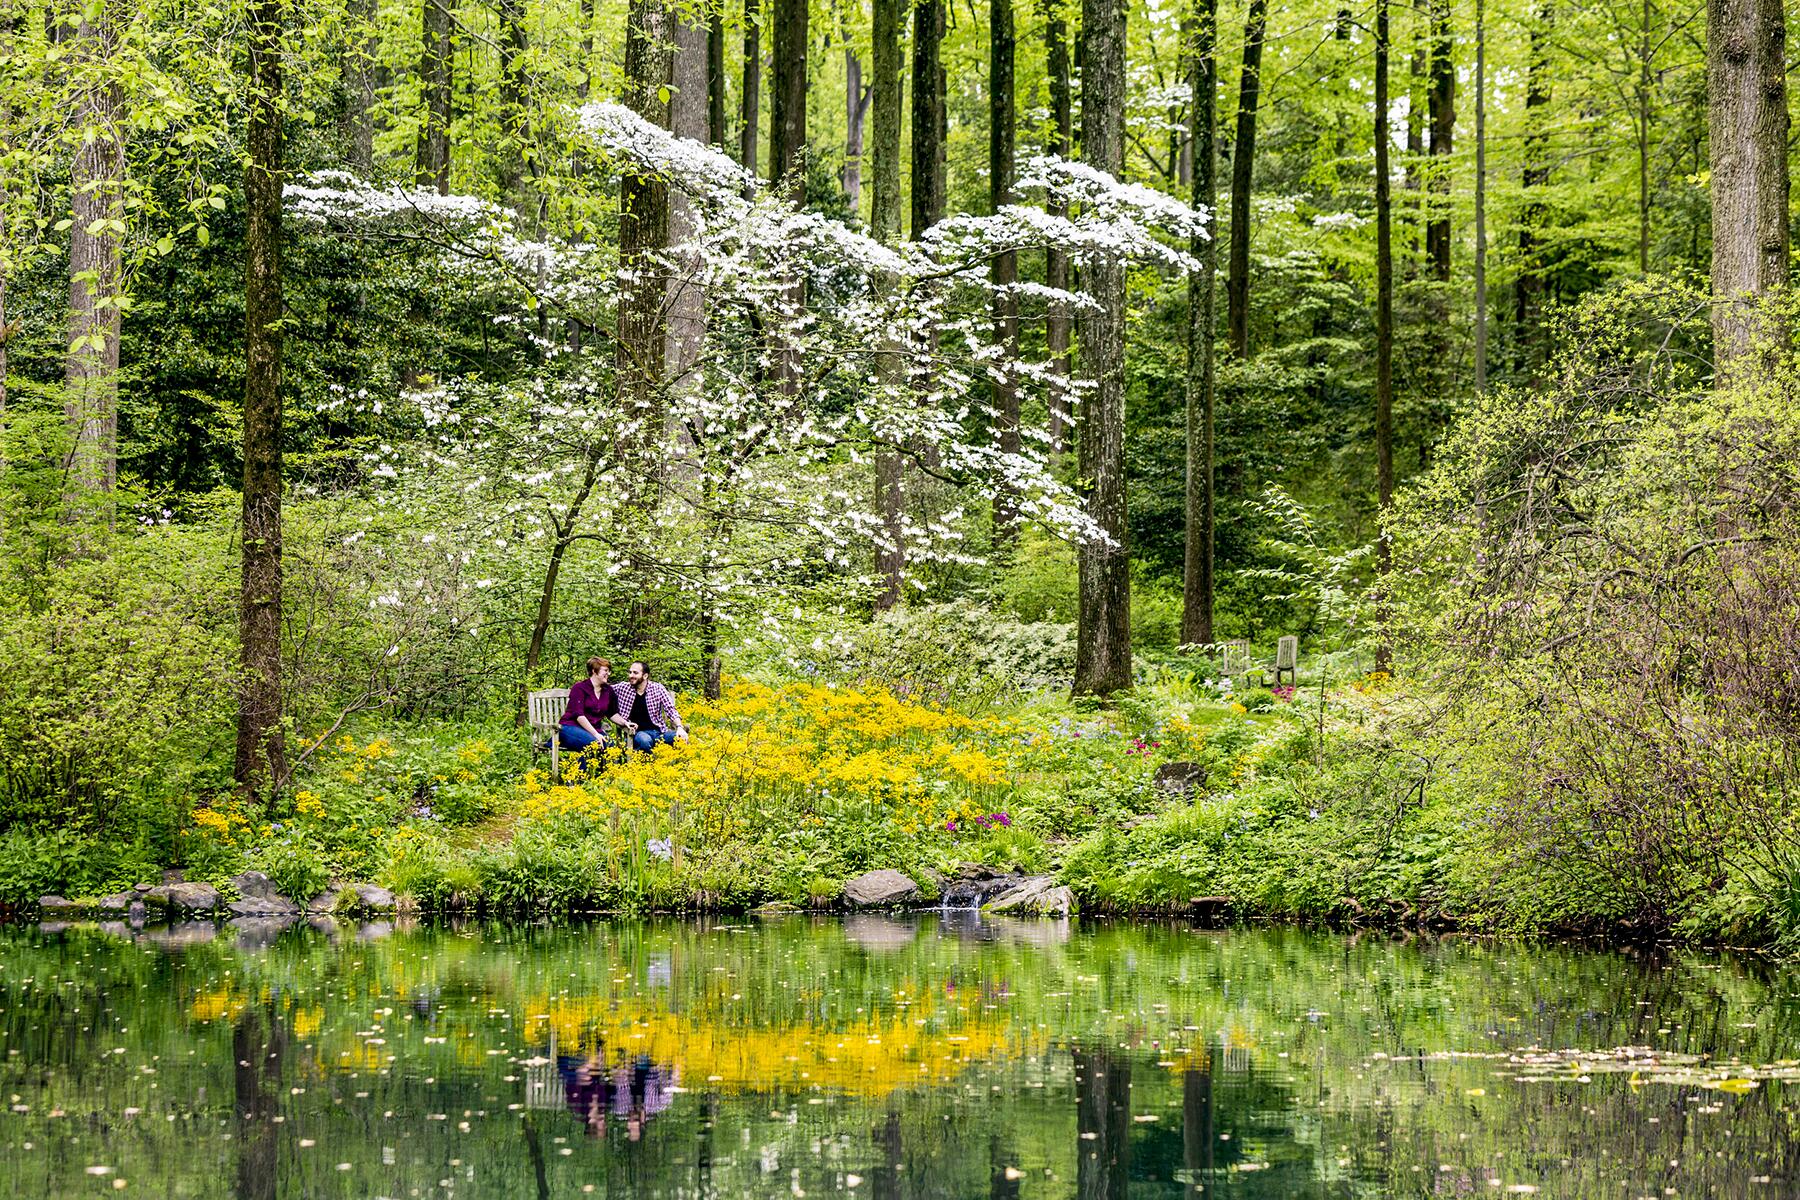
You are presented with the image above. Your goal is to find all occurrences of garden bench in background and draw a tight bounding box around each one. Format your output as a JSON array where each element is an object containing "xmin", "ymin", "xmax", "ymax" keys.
[
  {"xmin": 1274, "ymin": 636, "xmax": 1299, "ymax": 687},
  {"xmin": 526, "ymin": 688, "xmax": 570, "ymax": 782},
  {"xmin": 1220, "ymin": 639, "xmax": 1252, "ymax": 678}
]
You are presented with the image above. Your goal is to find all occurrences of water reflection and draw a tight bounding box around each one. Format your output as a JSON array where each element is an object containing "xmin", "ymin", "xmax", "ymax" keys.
[{"xmin": 0, "ymin": 916, "xmax": 1797, "ymax": 1197}]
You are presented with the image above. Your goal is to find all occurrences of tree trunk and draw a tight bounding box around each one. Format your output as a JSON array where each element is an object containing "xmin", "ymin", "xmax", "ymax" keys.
[
  {"xmin": 769, "ymin": 0, "xmax": 808, "ymax": 194},
  {"xmin": 1224, "ymin": 0, "xmax": 1265, "ymax": 359},
  {"xmin": 1473, "ymin": 0, "xmax": 1487, "ymax": 392},
  {"xmin": 497, "ymin": 0, "xmax": 530, "ymax": 200},
  {"xmin": 740, "ymin": 0, "xmax": 761, "ymax": 170},
  {"xmin": 1707, "ymin": 0, "xmax": 1788, "ymax": 370},
  {"xmin": 1374, "ymin": 0, "xmax": 1394, "ymax": 673},
  {"xmin": 1425, "ymin": 0, "xmax": 1452, "ymax": 282},
  {"xmin": 238, "ymin": 0, "xmax": 289, "ymax": 796},
  {"xmin": 64, "ymin": 9, "xmax": 123, "ymax": 528},
  {"xmin": 843, "ymin": 50, "xmax": 869, "ymax": 213},
  {"xmin": 910, "ymin": 0, "xmax": 946, "ymax": 237},
  {"xmin": 1074, "ymin": 0, "xmax": 1132, "ymax": 697},
  {"xmin": 871, "ymin": 0, "xmax": 905, "ymax": 610},
  {"xmin": 667, "ymin": 9, "xmax": 709, "ymax": 399},
  {"xmin": 341, "ymin": 0, "xmax": 377, "ymax": 170},
  {"xmin": 1514, "ymin": 2, "xmax": 1550, "ymax": 374},
  {"xmin": 1635, "ymin": 0, "xmax": 1652, "ymax": 274},
  {"xmin": 1181, "ymin": 0, "xmax": 1217, "ymax": 648},
  {"xmin": 1043, "ymin": 0, "xmax": 1072, "ymax": 453},
  {"xmin": 417, "ymin": 0, "xmax": 453, "ymax": 192},
  {"xmin": 620, "ymin": 0, "xmax": 672, "ymax": 424},
  {"xmin": 990, "ymin": 0, "xmax": 1019, "ymax": 552},
  {"xmin": 708, "ymin": 3, "xmax": 727, "ymax": 145}
]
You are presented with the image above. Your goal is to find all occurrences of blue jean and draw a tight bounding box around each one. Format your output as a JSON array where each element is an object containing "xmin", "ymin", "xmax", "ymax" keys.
[
  {"xmin": 632, "ymin": 728, "xmax": 679, "ymax": 752},
  {"xmin": 559, "ymin": 723, "xmax": 606, "ymax": 752}
]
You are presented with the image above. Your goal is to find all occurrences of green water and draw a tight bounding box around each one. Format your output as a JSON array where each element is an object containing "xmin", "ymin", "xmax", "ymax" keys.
[{"xmin": 2, "ymin": 915, "xmax": 1798, "ymax": 1198}]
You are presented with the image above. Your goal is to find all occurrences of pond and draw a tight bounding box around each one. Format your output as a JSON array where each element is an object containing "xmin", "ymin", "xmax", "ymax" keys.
[{"xmin": 2, "ymin": 914, "xmax": 1798, "ymax": 1198}]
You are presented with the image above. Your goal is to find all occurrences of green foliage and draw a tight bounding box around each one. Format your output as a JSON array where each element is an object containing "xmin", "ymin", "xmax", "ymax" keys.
[{"xmin": 251, "ymin": 839, "xmax": 331, "ymax": 903}]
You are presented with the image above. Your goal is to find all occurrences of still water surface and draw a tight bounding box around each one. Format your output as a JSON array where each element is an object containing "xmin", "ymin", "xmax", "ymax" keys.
[{"xmin": 2, "ymin": 914, "xmax": 1798, "ymax": 1198}]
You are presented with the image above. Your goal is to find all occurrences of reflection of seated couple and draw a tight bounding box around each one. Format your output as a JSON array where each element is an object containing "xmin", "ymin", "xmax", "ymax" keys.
[
  {"xmin": 560, "ymin": 658, "xmax": 689, "ymax": 758},
  {"xmin": 558, "ymin": 1043, "xmax": 678, "ymax": 1140}
]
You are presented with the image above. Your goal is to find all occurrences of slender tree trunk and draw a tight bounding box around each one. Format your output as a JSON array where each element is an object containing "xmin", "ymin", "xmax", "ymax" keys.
[
  {"xmin": 1074, "ymin": 0, "xmax": 1132, "ymax": 697},
  {"xmin": 1514, "ymin": 3, "xmax": 1550, "ymax": 373},
  {"xmin": 740, "ymin": 0, "xmax": 761, "ymax": 170},
  {"xmin": 342, "ymin": 0, "xmax": 377, "ymax": 170},
  {"xmin": 1425, "ymin": 0, "xmax": 1452, "ymax": 283},
  {"xmin": 1706, "ymin": 0, "xmax": 1788, "ymax": 370},
  {"xmin": 64, "ymin": 10, "xmax": 123, "ymax": 527},
  {"xmin": 667, "ymin": 10, "xmax": 709, "ymax": 398},
  {"xmin": 497, "ymin": 0, "xmax": 530, "ymax": 200},
  {"xmin": 844, "ymin": 50, "xmax": 871, "ymax": 213},
  {"xmin": 620, "ymin": 0, "xmax": 672, "ymax": 425},
  {"xmin": 577, "ymin": 0, "xmax": 597, "ymax": 101},
  {"xmin": 1043, "ymin": 0, "xmax": 1073, "ymax": 453},
  {"xmin": 871, "ymin": 0, "xmax": 905, "ymax": 609},
  {"xmin": 1635, "ymin": 0, "xmax": 1652, "ymax": 274},
  {"xmin": 238, "ymin": 0, "xmax": 289, "ymax": 796},
  {"xmin": 990, "ymin": 0, "xmax": 1020, "ymax": 551},
  {"xmin": 1181, "ymin": 0, "xmax": 1217, "ymax": 647},
  {"xmin": 1373, "ymin": 0, "xmax": 1394, "ymax": 673},
  {"xmin": 1473, "ymin": 0, "xmax": 1487, "ymax": 392},
  {"xmin": 417, "ymin": 0, "xmax": 453, "ymax": 192},
  {"xmin": 523, "ymin": 455, "xmax": 599, "ymax": 699},
  {"xmin": 769, "ymin": 0, "xmax": 808, "ymax": 193},
  {"xmin": 1224, "ymin": 0, "xmax": 1265, "ymax": 359},
  {"xmin": 708, "ymin": 3, "xmax": 727, "ymax": 145},
  {"xmin": 910, "ymin": 0, "xmax": 945, "ymax": 237}
]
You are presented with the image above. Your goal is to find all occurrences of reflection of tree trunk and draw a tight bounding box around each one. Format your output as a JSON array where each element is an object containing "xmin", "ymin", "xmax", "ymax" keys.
[
  {"xmin": 522, "ymin": 1111, "xmax": 551, "ymax": 1200},
  {"xmin": 1182, "ymin": 1065, "xmax": 1214, "ymax": 1198},
  {"xmin": 872, "ymin": 1105, "xmax": 903, "ymax": 1200},
  {"xmin": 1074, "ymin": 1049, "xmax": 1131, "ymax": 1200},
  {"xmin": 989, "ymin": 1132, "xmax": 1020, "ymax": 1198},
  {"xmin": 233, "ymin": 1004, "xmax": 284, "ymax": 1200}
]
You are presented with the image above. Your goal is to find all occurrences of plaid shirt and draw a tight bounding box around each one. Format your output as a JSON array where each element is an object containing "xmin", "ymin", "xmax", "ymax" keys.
[{"xmin": 611, "ymin": 681, "xmax": 683, "ymax": 732}]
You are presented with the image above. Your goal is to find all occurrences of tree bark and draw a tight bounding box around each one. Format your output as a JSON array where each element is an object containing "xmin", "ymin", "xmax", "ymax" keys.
[
  {"xmin": 1181, "ymin": 0, "xmax": 1217, "ymax": 647},
  {"xmin": 1224, "ymin": 0, "xmax": 1265, "ymax": 359},
  {"xmin": 341, "ymin": 0, "xmax": 377, "ymax": 170},
  {"xmin": 1514, "ymin": 2, "xmax": 1550, "ymax": 374},
  {"xmin": 1425, "ymin": 0, "xmax": 1452, "ymax": 283},
  {"xmin": 990, "ymin": 0, "xmax": 1019, "ymax": 552},
  {"xmin": 844, "ymin": 49, "xmax": 870, "ymax": 214},
  {"xmin": 64, "ymin": 8, "xmax": 123, "ymax": 527},
  {"xmin": 769, "ymin": 0, "xmax": 808, "ymax": 195},
  {"xmin": 910, "ymin": 0, "xmax": 946, "ymax": 237},
  {"xmin": 1707, "ymin": 0, "xmax": 1788, "ymax": 370},
  {"xmin": 1473, "ymin": 0, "xmax": 1487, "ymax": 392},
  {"xmin": 1374, "ymin": 0, "xmax": 1394, "ymax": 673},
  {"xmin": 497, "ymin": 0, "xmax": 530, "ymax": 200},
  {"xmin": 871, "ymin": 0, "xmax": 905, "ymax": 609},
  {"xmin": 238, "ymin": 0, "xmax": 289, "ymax": 796},
  {"xmin": 740, "ymin": 0, "xmax": 761, "ymax": 170},
  {"xmin": 1074, "ymin": 0, "xmax": 1132, "ymax": 697},
  {"xmin": 667, "ymin": 9, "xmax": 709, "ymax": 398},
  {"xmin": 620, "ymin": 0, "xmax": 672, "ymax": 425},
  {"xmin": 708, "ymin": 2, "xmax": 727, "ymax": 145},
  {"xmin": 417, "ymin": 0, "xmax": 453, "ymax": 192},
  {"xmin": 1043, "ymin": 0, "xmax": 1073, "ymax": 453}
]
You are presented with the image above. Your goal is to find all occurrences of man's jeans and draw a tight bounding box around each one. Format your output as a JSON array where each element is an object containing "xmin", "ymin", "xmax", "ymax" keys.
[{"xmin": 632, "ymin": 729, "xmax": 679, "ymax": 752}]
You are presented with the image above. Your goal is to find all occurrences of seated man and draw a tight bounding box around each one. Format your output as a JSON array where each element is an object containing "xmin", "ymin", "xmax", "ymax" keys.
[
  {"xmin": 559, "ymin": 657, "xmax": 621, "ymax": 763},
  {"xmin": 612, "ymin": 661, "xmax": 688, "ymax": 752}
]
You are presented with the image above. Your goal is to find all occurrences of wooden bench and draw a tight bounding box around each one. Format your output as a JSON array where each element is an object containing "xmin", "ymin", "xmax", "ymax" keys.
[
  {"xmin": 1273, "ymin": 635, "xmax": 1298, "ymax": 687},
  {"xmin": 527, "ymin": 688, "xmax": 571, "ymax": 782}
]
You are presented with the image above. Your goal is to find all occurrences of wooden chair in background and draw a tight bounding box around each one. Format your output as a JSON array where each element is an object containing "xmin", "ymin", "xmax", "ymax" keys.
[
  {"xmin": 527, "ymin": 688, "xmax": 570, "ymax": 782},
  {"xmin": 1274, "ymin": 636, "xmax": 1299, "ymax": 687}
]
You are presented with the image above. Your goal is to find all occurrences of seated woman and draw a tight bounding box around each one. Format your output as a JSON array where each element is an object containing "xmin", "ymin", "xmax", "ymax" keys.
[{"xmin": 559, "ymin": 657, "xmax": 621, "ymax": 763}]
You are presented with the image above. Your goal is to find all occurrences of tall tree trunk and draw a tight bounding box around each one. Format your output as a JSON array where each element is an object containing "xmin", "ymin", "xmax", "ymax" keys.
[
  {"xmin": 1514, "ymin": 2, "xmax": 1550, "ymax": 373},
  {"xmin": 341, "ymin": 0, "xmax": 377, "ymax": 170},
  {"xmin": 871, "ymin": 0, "xmax": 905, "ymax": 609},
  {"xmin": 1181, "ymin": 0, "xmax": 1217, "ymax": 648},
  {"xmin": 1043, "ymin": 0, "xmax": 1073, "ymax": 454},
  {"xmin": 1473, "ymin": 0, "xmax": 1487, "ymax": 392},
  {"xmin": 1224, "ymin": 0, "xmax": 1265, "ymax": 359},
  {"xmin": 1373, "ymin": 0, "xmax": 1394, "ymax": 673},
  {"xmin": 768, "ymin": 0, "xmax": 808, "ymax": 193},
  {"xmin": 844, "ymin": 49, "xmax": 870, "ymax": 214},
  {"xmin": 1706, "ymin": 0, "xmax": 1788, "ymax": 370},
  {"xmin": 990, "ymin": 0, "xmax": 1019, "ymax": 551},
  {"xmin": 64, "ymin": 9, "xmax": 123, "ymax": 528},
  {"xmin": 417, "ymin": 0, "xmax": 453, "ymax": 192},
  {"xmin": 910, "ymin": 0, "xmax": 945, "ymax": 236},
  {"xmin": 1635, "ymin": 0, "xmax": 1652, "ymax": 274},
  {"xmin": 238, "ymin": 0, "xmax": 289, "ymax": 796},
  {"xmin": 708, "ymin": 2, "xmax": 727, "ymax": 145},
  {"xmin": 740, "ymin": 0, "xmax": 761, "ymax": 169},
  {"xmin": 620, "ymin": 0, "xmax": 672, "ymax": 425},
  {"xmin": 667, "ymin": 9, "xmax": 709, "ymax": 394},
  {"xmin": 577, "ymin": 0, "xmax": 597, "ymax": 101},
  {"xmin": 497, "ymin": 0, "xmax": 530, "ymax": 200},
  {"xmin": 1074, "ymin": 0, "xmax": 1132, "ymax": 697},
  {"xmin": 1425, "ymin": 0, "xmax": 1452, "ymax": 282}
]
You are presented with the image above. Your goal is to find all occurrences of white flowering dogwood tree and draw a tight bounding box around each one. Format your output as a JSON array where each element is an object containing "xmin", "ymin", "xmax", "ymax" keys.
[{"xmin": 287, "ymin": 104, "xmax": 1207, "ymax": 688}]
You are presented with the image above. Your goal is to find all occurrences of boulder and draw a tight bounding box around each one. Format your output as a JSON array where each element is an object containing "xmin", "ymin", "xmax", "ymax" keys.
[
  {"xmin": 38, "ymin": 895, "xmax": 83, "ymax": 916},
  {"xmin": 305, "ymin": 887, "xmax": 344, "ymax": 915},
  {"xmin": 95, "ymin": 891, "xmax": 135, "ymax": 913},
  {"xmin": 228, "ymin": 895, "xmax": 299, "ymax": 918},
  {"xmin": 353, "ymin": 884, "xmax": 397, "ymax": 912},
  {"xmin": 981, "ymin": 876, "xmax": 1075, "ymax": 918},
  {"xmin": 164, "ymin": 882, "xmax": 221, "ymax": 914},
  {"xmin": 841, "ymin": 869, "xmax": 920, "ymax": 909},
  {"xmin": 1153, "ymin": 761, "xmax": 1207, "ymax": 796},
  {"xmin": 229, "ymin": 870, "xmax": 279, "ymax": 900}
]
